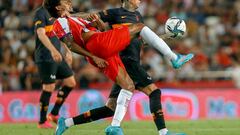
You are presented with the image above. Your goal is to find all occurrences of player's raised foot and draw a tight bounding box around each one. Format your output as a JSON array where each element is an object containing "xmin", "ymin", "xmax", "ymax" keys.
[
  {"xmin": 171, "ymin": 53, "xmax": 194, "ymax": 69},
  {"xmin": 165, "ymin": 131, "xmax": 186, "ymax": 135},
  {"xmin": 55, "ymin": 117, "xmax": 68, "ymax": 135},
  {"xmin": 105, "ymin": 126, "xmax": 124, "ymax": 135},
  {"xmin": 38, "ymin": 121, "xmax": 53, "ymax": 129},
  {"xmin": 47, "ymin": 113, "xmax": 59, "ymax": 124}
]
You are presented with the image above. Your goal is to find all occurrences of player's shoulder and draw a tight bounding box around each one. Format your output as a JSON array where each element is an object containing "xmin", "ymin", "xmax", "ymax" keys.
[
  {"xmin": 53, "ymin": 18, "xmax": 68, "ymax": 28},
  {"xmin": 107, "ymin": 7, "xmax": 122, "ymax": 14},
  {"xmin": 35, "ymin": 6, "xmax": 46, "ymax": 15},
  {"xmin": 56, "ymin": 17, "xmax": 68, "ymax": 22},
  {"xmin": 53, "ymin": 17, "xmax": 72, "ymax": 31},
  {"xmin": 135, "ymin": 10, "xmax": 142, "ymax": 16}
]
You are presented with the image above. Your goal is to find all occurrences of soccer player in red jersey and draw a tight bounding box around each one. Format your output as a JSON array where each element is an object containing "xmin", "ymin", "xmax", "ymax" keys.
[{"xmin": 44, "ymin": 0, "xmax": 192, "ymax": 135}]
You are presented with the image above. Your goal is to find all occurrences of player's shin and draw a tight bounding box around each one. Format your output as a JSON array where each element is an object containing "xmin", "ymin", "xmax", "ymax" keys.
[
  {"xmin": 51, "ymin": 86, "xmax": 73, "ymax": 116},
  {"xmin": 149, "ymin": 89, "xmax": 168, "ymax": 134},
  {"xmin": 67, "ymin": 106, "xmax": 114, "ymax": 127},
  {"xmin": 39, "ymin": 91, "xmax": 52, "ymax": 123},
  {"xmin": 140, "ymin": 26, "xmax": 177, "ymax": 61},
  {"xmin": 111, "ymin": 89, "xmax": 133, "ymax": 126}
]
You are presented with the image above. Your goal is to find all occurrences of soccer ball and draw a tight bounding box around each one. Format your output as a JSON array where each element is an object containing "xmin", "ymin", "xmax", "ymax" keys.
[{"xmin": 165, "ymin": 17, "xmax": 186, "ymax": 38}]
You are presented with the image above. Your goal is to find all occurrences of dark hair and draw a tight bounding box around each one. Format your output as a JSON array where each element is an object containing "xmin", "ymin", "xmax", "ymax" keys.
[{"xmin": 44, "ymin": 0, "xmax": 61, "ymax": 18}]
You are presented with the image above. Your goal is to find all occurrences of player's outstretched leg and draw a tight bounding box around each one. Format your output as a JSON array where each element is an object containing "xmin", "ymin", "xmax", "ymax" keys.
[
  {"xmin": 105, "ymin": 66, "xmax": 135, "ymax": 135},
  {"xmin": 55, "ymin": 117, "xmax": 68, "ymax": 135},
  {"xmin": 130, "ymin": 24, "xmax": 194, "ymax": 69}
]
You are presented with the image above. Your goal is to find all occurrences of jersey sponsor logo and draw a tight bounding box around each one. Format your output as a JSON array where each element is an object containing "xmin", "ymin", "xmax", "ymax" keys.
[
  {"xmin": 35, "ymin": 20, "xmax": 42, "ymax": 26},
  {"xmin": 147, "ymin": 76, "xmax": 152, "ymax": 80},
  {"xmin": 50, "ymin": 74, "xmax": 56, "ymax": 79}
]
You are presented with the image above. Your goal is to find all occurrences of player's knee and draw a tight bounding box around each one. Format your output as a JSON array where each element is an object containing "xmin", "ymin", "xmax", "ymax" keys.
[
  {"xmin": 63, "ymin": 76, "xmax": 76, "ymax": 88},
  {"xmin": 125, "ymin": 81, "xmax": 135, "ymax": 91},
  {"xmin": 68, "ymin": 79, "xmax": 76, "ymax": 88},
  {"xmin": 106, "ymin": 98, "xmax": 117, "ymax": 111},
  {"xmin": 142, "ymin": 84, "xmax": 158, "ymax": 96},
  {"xmin": 117, "ymin": 77, "xmax": 135, "ymax": 91},
  {"xmin": 43, "ymin": 83, "xmax": 55, "ymax": 92}
]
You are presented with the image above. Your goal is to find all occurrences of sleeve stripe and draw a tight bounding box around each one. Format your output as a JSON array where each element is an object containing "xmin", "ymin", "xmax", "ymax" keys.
[
  {"xmin": 70, "ymin": 17, "xmax": 90, "ymax": 32},
  {"xmin": 57, "ymin": 18, "xmax": 70, "ymax": 34}
]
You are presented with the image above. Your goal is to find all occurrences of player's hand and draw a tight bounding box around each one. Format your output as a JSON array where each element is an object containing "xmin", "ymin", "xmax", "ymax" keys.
[
  {"xmin": 51, "ymin": 49, "xmax": 62, "ymax": 62},
  {"xmin": 64, "ymin": 51, "xmax": 73, "ymax": 67},
  {"xmin": 92, "ymin": 56, "xmax": 109, "ymax": 68},
  {"xmin": 87, "ymin": 13, "xmax": 99, "ymax": 22}
]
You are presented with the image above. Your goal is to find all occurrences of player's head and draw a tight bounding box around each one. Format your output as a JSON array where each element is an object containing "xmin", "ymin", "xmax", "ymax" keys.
[
  {"xmin": 44, "ymin": 0, "xmax": 72, "ymax": 18},
  {"xmin": 121, "ymin": 0, "xmax": 141, "ymax": 9}
]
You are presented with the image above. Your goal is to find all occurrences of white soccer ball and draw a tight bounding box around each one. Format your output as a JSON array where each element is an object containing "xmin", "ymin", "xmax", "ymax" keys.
[{"xmin": 165, "ymin": 17, "xmax": 186, "ymax": 38}]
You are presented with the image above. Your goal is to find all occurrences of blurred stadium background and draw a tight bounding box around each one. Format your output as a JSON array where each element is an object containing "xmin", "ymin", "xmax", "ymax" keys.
[{"xmin": 0, "ymin": 0, "xmax": 240, "ymax": 135}]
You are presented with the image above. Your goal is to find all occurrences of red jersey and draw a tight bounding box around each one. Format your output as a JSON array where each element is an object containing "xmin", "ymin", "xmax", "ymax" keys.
[
  {"xmin": 53, "ymin": 17, "xmax": 131, "ymax": 81},
  {"xmin": 52, "ymin": 17, "xmax": 97, "ymax": 47}
]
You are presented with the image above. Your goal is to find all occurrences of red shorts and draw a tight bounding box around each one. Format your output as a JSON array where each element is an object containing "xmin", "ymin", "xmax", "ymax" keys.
[{"xmin": 86, "ymin": 26, "xmax": 130, "ymax": 81}]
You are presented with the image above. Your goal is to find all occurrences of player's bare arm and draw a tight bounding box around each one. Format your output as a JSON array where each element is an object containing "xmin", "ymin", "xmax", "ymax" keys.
[
  {"xmin": 72, "ymin": 12, "xmax": 110, "ymax": 31},
  {"xmin": 86, "ymin": 13, "xmax": 106, "ymax": 31},
  {"xmin": 36, "ymin": 27, "xmax": 62, "ymax": 62},
  {"xmin": 61, "ymin": 34, "xmax": 109, "ymax": 68},
  {"xmin": 71, "ymin": 12, "xmax": 89, "ymax": 19},
  {"xmin": 62, "ymin": 43, "xmax": 73, "ymax": 66}
]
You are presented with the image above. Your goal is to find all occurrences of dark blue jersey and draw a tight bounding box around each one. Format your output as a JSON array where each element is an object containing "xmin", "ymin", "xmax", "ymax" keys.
[
  {"xmin": 99, "ymin": 7, "xmax": 144, "ymax": 62},
  {"xmin": 33, "ymin": 7, "xmax": 61, "ymax": 63}
]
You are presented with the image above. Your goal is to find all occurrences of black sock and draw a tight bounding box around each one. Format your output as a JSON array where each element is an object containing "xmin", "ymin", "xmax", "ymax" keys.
[
  {"xmin": 51, "ymin": 86, "xmax": 73, "ymax": 116},
  {"xmin": 39, "ymin": 90, "xmax": 52, "ymax": 124},
  {"xmin": 149, "ymin": 89, "xmax": 166, "ymax": 130},
  {"xmin": 73, "ymin": 106, "xmax": 114, "ymax": 125}
]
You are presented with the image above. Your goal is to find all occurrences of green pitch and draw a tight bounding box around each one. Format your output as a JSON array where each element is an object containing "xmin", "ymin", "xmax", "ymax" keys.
[{"xmin": 1, "ymin": 119, "xmax": 240, "ymax": 135}]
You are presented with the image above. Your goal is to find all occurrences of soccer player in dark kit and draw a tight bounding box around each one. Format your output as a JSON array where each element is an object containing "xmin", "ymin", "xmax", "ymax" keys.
[
  {"xmin": 34, "ymin": 2, "xmax": 107, "ymax": 128},
  {"xmin": 44, "ymin": 0, "xmax": 192, "ymax": 134},
  {"xmin": 59, "ymin": 0, "xmax": 189, "ymax": 135},
  {"xmin": 34, "ymin": 1, "xmax": 77, "ymax": 128}
]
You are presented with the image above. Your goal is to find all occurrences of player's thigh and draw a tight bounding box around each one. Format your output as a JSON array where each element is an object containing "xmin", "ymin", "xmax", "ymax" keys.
[
  {"xmin": 122, "ymin": 59, "xmax": 154, "ymax": 95},
  {"xmin": 106, "ymin": 26, "xmax": 131, "ymax": 55},
  {"xmin": 101, "ymin": 55, "xmax": 134, "ymax": 90},
  {"xmin": 128, "ymin": 23, "xmax": 145, "ymax": 39},
  {"xmin": 56, "ymin": 60, "xmax": 75, "ymax": 87},
  {"xmin": 115, "ymin": 65, "xmax": 135, "ymax": 91},
  {"xmin": 37, "ymin": 62, "xmax": 58, "ymax": 91},
  {"xmin": 86, "ymin": 26, "xmax": 131, "ymax": 58}
]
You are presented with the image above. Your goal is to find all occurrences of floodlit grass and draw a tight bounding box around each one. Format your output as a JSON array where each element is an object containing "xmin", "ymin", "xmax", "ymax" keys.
[{"xmin": 1, "ymin": 119, "xmax": 240, "ymax": 135}]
